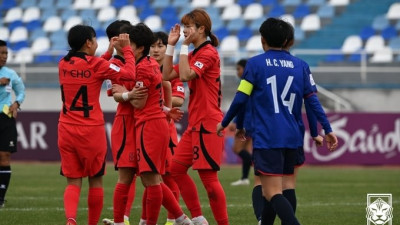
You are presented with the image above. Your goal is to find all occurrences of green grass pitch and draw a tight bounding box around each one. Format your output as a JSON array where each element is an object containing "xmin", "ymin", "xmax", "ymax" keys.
[{"xmin": 1, "ymin": 162, "xmax": 399, "ymax": 225}]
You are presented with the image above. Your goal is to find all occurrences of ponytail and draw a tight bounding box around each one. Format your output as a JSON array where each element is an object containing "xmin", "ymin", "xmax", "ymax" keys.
[
  {"xmin": 63, "ymin": 49, "xmax": 77, "ymax": 61},
  {"xmin": 209, "ymin": 32, "xmax": 219, "ymax": 47}
]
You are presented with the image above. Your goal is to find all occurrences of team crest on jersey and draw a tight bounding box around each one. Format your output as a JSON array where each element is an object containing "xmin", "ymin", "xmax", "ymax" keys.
[
  {"xmin": 136, "ymin": 81, "xmax": 144, "ymax": 87},
  {"xmin": 194, "ymin": 61, "xmax": 204, "ymax": 69},
  {"xmin": 177, "ymin": 86, "xmax": 184, "ymax": 93},
  {"xmin": 109, "ymin": 63, "xmax": 121, "ymax": 72},
  {"xmin": 309, "ymin": 74, "xmax": 316, "ymax": 86}
]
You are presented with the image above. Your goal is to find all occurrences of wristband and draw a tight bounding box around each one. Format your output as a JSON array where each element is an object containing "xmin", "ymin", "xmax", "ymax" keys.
[
  {"xmin": 122, "ymin": 92, "xmax": 129, "ymax": 101},
  {"xmin": 180, "ymin": 45, "xmax": 188, "ymax": 55},
  {"xmin": 166, "ymin": 45, "xmax": 175, "ymax": 56},
  {"xmin": 162, "ymin": 106, "xmax": 171, "ymax": 113}
]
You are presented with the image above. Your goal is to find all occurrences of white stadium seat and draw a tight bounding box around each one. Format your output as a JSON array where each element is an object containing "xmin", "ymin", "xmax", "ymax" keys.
[
  {"xmin": 191, "ymin": 0, "xmax": 210, "ymax": 8},
  {"xmin": 300, "ymin": 14, "xmax": 321, "ymax": 31},
  {"xmin": 220, "ymin": 35, "xmax": 239, "ymax": 52},
  {"xmin": 92, "ymin": 0, "xmax": 110, "ymax": 9},
  {"xmin": 95, "ymin": 36, "xmax": 110, "ymax": 56},
  {"xmin": 98, "ymin": 6, "xmax": 116, "ymax": 22},
  {"xmin": 328, "ymin": 0, "xmax": 349, "ymax": 6},
  {"xmin": 221, "ymin": 4, "xmax": 242, "ymax": 20},
  {"xmin": 341, "ymin": 35, "xmax": 362, "ymax": 54},
  {"xmin": 243, "ymin": 3, "xmax": 263, "ymax": 20},
  {"xmin": 0, "ymin": 27, "xmax": 10, "ymax": 41},
  {"xmin": 370, "ymin": 47, "xmax": 393, "ymax": 63},
  {"xmin": 43, "ymin": 16, "xmax": 62, "ymax": 32},
  {"xmin": 214, "ymin": 0, "xmax": 234, "ymax": 8},
  {"xmin": 144, "ymin": 15, "xmax": 162, "ymax": 31},
  {"xmin": 4, "ymin": 7, "xmax": 23, "ymax": 23},
  {"xmin": 73, "ymin": 0, "xmax": 92, "ymax": 9},
  {"xmin": 365, "ymin": 35, "xmax": 385, "ymax": 53},
  {"xmin": 118, "ymin": 5, "xmax": 140, "ymax": 23},
  {"xmin": 31, "ymin": 37, "xmax": 51, "ymax": 54},
  {"xmin": 14, "ymin": 48, "xmax": 34, "ymax": 63},
  {"xmin": 64, "ymin": 16, "xmax": 83, "ymax": 31},
  {"xmin": 281, "ymin": 14, "xmax": 295, "ymax": 27},
  {"xmin": 246, "ymin": 35, "xmax": 263, "ymax": 52},
  {"xmin": 9, "ymin": 27, "xmax": 28, "ymax": 43},
  {"xmin": 386, "ymin": 3, "xmax": 400, "ymax": 20},
  {"xmin": 22, "ymin": 6, "xmax": 41, "ymax": 22}
]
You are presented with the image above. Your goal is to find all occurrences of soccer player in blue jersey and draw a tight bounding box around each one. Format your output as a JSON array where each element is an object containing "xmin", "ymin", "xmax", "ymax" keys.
[{"xmin": 217, "ymin": 18, "xmax": 338, "ymax": 225}]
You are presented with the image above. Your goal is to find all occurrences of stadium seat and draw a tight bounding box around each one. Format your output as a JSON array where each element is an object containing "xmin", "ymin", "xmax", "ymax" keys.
[
  {"xmin": 9, "ymin": 27, "xmax": 28, "ymax": 43},
  {"xmin": 96, "ymin": 36, "xmax": 111, "ymax": 55},
  {"xmin": 61, "ymin": 9, "xmax": 77, "ymax": 21},
  {"xmin": 237, "ymin": 27, "xmax": 253, "ymax": 42},
  {"xmin": 238, "ymin": 0, "xmax": 254, "ymax": 7},
  {"xmin": 282, "ymin": 0, "xmax": 301, "ymax": 7},
  {"xmin": 268, "ymin": 5, "xmax": 285, "ymax": 17},
  {"xmin": 0, "ymin": 27, "xmax": 10, "ymax": 41},
  {"xmin": 11, "ymin": 41, "xmax": 29, "ymax": 51},
  {"xmin": 220, "ymin": 35, "xmax": 240, "ymax": 52},
  {"xmin": 153, "ymin": 0, "xmax": 170, "ymax": 8},
  {"xmin": 49, "ymin": 30, "xmax": 67, "ymax": 43},
  {"xmin": 38, "ymin": 0, "xmax": 54, "ymax": 9},
  {"xmin": 112, "ymin": 0, "xmax": 127, "ymax": 8},
  {"xmin": 64, "ymin": 16, "xmax": 83, "ymax": 31},
  {"xmin": 133, "ymin": 0, "xmax": 149, "ymax": 9},
  {"xmin": 92, "ymin": 0, "xmax": 110, "ymax": 9},
  {"xmin": 243, "ymin": 3, "xmax": 264, "ymax": 20},
  {"xmin": 98, "ymin": 6, "xmax": 117, "ymax": 22},
  {"xmin": 388, "ymin": 37, "xmax": 400, "ymax": 50},
  {"xmin": 26, "ymin": 20, "xmax": 42, "ymax": 32},
  {"xmin": 211, "ymin": 17, "xmax": 224, "ymax": 31},
  {"xmin": 307, "ymin": 0, "xmax": 326, "ymax": 7},
  {"xmin": 160, "ymin": 6, "xmax": 178, "ymax": 21},
  {"xmin": 227, "ymin": 18, "xmax": 245, "ymax": 32},
  {"xmin": 215, "ymin": 0, "xmax": 235, "ymax": 8},
  {"xmin": 386, "ymin": 3, "xmax": 400, "ymax": 20},
  {"xmin": 4, "ymin": 7, "xmax": 23, "ymax": 23},
  {"xmin": 9, "ymin": 20, "xmax": 24, "ymax": 31},
  {"xmin": 245, "ymin": 35, "xmax": 263, "ymax": 52},
  {"xmin": 191, "ymin": 0, "xmax": 210, "ymax": 7},
  {"xmin": 73, "ymin": 0, "xmax": 92, "ymax": 9},
  {"xmin": 293, "ymin": 4, "xmax": 311, "ymax": 19},
  {"xmin": 20, "ymin": 0, "xmax": 37, "ymax": 9},
  {"xmin": 118, "ymin": 5, "xmax": 140, "ymax": 23},
  {"xmin": 172, "ymin": 0, "xmax": 189, "ymax": 7},
  {"xmin": 31, "ymin": 37, "xmax": 51, "ymax": 54},
  {"xmin": 34, "ymin": 53, "xmax": 55, "ymax": 64},
  {"xmin": 250, "ymin": 18, "xmax": 265, "ymax": 31},
  {"xmin": 144, "ymin": 15, "xmax": 162, "ymax": 31},
  {"xmin": 139, "ymin": 6, "xmax": 156, "ymax": 21},
  {"xmin": 22, "ymin": 6, "xmax": 40, "ymax": 22},
  {"xmin": 56, "ymin": 0, "xmax": 73, "ymax": 8},
  {"xmin": 0, "ymin": 0, "xmax": 17, "ymax": 10},
  {"xmin": 51, "ymin": 39, "xmax": 68, "ymax": 51},
  {"xmin": 280, "ymin": 14, "xmax": 295, "ymax": 27},
  {"xmin": 372, "ymin": 15, "xmax": 389, "ymax": 31},
  {"xmin": 214, "ymin": 27, "xmax": 230, "ymax": 41},
  {"xmin": 370, "ymin": 47, "xmax": 393, "ymax": 63},
  {"xmin": 381, "ymin": 26, "xmax": 397, "ymax": 40},
  {"xmin": 30, "ymin": 28, "xmax": 46, "ymax": 42},
  {"xmin": 359, "ymin": 26, "xmax": 375, "ymax": 41},
  {"xmin": 294, "ymin": 27, "xmax": 305, "ymax": 41},
  {"xmin": 365, "ymin": 35, "xmax": 385, "ymax": 53},
  {"xmin": 341, "ymin": 35, "xmax": 362, "ymax": 54},
  {"xmin": 260, "ymin": 0, "xmax": 278, "ymax": 6},
  {"xmin": 79, "ymin": 9, "xmax": 97, "ymax": 22},
  {"xmin": 328, "ymin": 0, "xmax": 349, "ymax": 6},
  {"xmin": 14, "ymin": 48, "xmax": 34, "ymax": 63},
  {"xmin": 179, "ymin": 7, "xmax": 194, "ymax": 19},
  {"xmin": 41, "ymin": 8, "xmax": 57, "ymax": 21},
  {"xmin": 348, "ymin": 53, "xmax": 361, "ymax": 62},
  {"xmin": 317, "ymin": 4, "xmax": 335, "ymax": 19},
  {"xmin": 324, "ymin": 53, "xmax": 344, "ymax": 62},
  {"xmin": 221, "ymin": 4, "xmax": 242, "ymax": 20},
  {"xmin": 395, "ymin": 20, "xmax": 400, "ymax": 31},
  {"xmin": 300, "ymin": 14, "xmax": 321, "ymax": 31}
]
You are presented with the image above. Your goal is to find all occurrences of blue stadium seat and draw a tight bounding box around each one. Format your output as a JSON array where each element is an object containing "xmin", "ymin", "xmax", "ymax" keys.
[
  {"xmin": 29, "ymin": 28, "xmax": 46, "ymax": 42},
  {"xmin": 20, "ymin": 0, "xmax": 37, "ymax": 9},
  {"xmin": 250, "ymin": 18, "xmax": 265, "ymax": 31},
  {"xmin": 348, "ymin": 53, "xmax": 361, "ymax": 62},
  {"xmin": 214, "ymin": 27, "xmax": 230, "ymax": 41},
  {"xmin": 61, "ymin": 9, "xmax": 77, "ymax": 21},
  {"xmin": 396, "ymin": 20, "xmax": 400, "ymax": 31},
  {"xmin": 359, "ymin": 26, "xmax": 375, "ymax": 41},
  {"xmin": 317, "ymin": 4, "xmax": 334, "ymax": 19},
  {"xmin": 0, "ymin": 0, "xmax": 17, "ymax": 10},
  {"xmin": 227, "ymin": 18, "xmax": 245, "ymax": 32},
  {"xmin": 112, "ymin": 0, "xmax": 129, "ymax": 9},
  {"xmin": 237, "ymin": 27, "xmax": 253, "ymax": 42},
  {"xmin": 294, "ymin": 27, "xmax": 305, "ymax": 41},
  {"xmin": 79, "ymin": 9, "xmax": 97, "ymax": 21},
  {"xmin": 95, "ymin": 28, "xmax": 106, "ymax": 38},
  {"xmin": 238, "ymin": 0, "xmax": 255, "ymax": 7},
  {"xmin": 34, "ymin": 54, "xmax": 55, "ymax": 64},
  {"xmin": 41, "ymin": 8, "xmax": 57, "ymax": 21},
  {"xmin": 139, "ymin": 6, "xmax": 156, "ymax": 20},
  {"xmin": 260, "ymin": 0, "xmax": 278, "ymax": 6},
  {"xmin": 388, "ymin": 37, "xmax": 400, "ymax": 50},
  {"xmin": 372, "ymin": 15, "xmax": 389, "ymax": 31},
  {"xmin": 293, "ymin": 4, "xmax": 311, "ymax": 19},
  {"xmin": 172, "ymin": 0, "xmax": 189, "ymax": 8},
  {"xmin": 9, "ymin": 20, "xmax": 24, "ymax": 31},
  {"xmin": 268, "ymin": 5, "xmax": 285, "ymax": 17},
  {"xmin": 163, "ymin": 18, "xmax": 180, "ymax": 32},
  {"xmin": 307, "ymin": 0, "xmax": 326, "ymax": 7},
  {"xmin": 381, "ymin": 26, "xmax": 397, "ymax": 40},
  {"xmin": 11, "ymin": 41, "xmax": 29, "ymax": 51},
  {"xmin": 49, "ymin": 30, "xmax": 67, "ymax": 43},
  {"xmin": 395, "ymin": 54, "xmax": 400, "ymax": 62},
  {"xmin": 324, "ymin": 53, "xmax": 344, "ymax": 62},
  {"xmin": 153, "ymin": 0, "xmax": 170, "ymax": 8},
  {"xmin": 282, "ymin": 0, "xmax": 301, "ymax": 7},
  {"xmin": 26, "ymin": 20, "xmax": 42, "ymax": 32},
  {"xmin": 212, "ymin": 17, "xmax": 224, "ymax": 31},
  {"xmin": 133, "ymin": 0, "xmax": 149, "ymax": 9},
  {"xmin": 38, "ymin": 0, "xmax": 54, "ymax": 9},
  {"xmin": 56, "ymin": 0, "xmax": 72, "ymax": 9},
  {"xmin": 160, "ymin": 6, "xmax": 178, "ymax": 21}
]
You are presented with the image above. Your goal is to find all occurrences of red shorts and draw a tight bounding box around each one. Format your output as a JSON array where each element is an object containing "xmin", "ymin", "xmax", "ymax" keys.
[
  {"xmin": 136, "ymin": 118, "xmax": 169, "ymax": 175},
  {"xmin": 165, "ymin": 120, "xmax": 179, "ymax": 173},
  {"xmin": 173, "ymin": 123, "xmax": 224, "ymax": 170},
  {"xmin": 58, "ymin": 122, "xmax": 107, "ymax": 178},
  {"xmin": 111, "ymin": 115, "xmax": 137, "ymax": 169}
]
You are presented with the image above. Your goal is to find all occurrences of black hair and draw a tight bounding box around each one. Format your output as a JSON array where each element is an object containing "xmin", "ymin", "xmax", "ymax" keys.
[
  {"xmin": 0, "ymin": 40, "xmax": 6, "ymax": 47},
  {"xmin": 152, "ymin": 31, "xmax": 168, "ymax": 45},
  {"xmin": 64, "ymin": 25, "xmax": 96, "ymax": 61},
  {"xmin": 282, "ymin": 21, "xmax": 295, "ymax": 49},
  {"xmin": 122, "ymin": 23, "xmax": 153, "ymax": 57},
  {"xmin": 105, "ymin": 20, "xmax": 131, "ymax": 40},
  {"xmin": 236, "ymin": 59, "xmax": 247, "ymax": 68},
  {"xmin": 259, "ymin": 18, "xmax": 290, "ymax": 48}
]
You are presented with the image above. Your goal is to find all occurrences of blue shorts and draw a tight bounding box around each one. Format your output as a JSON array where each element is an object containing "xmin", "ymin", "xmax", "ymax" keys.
[
  {"xmin": 295, "ymin": 147, "xmax": 305, "ymax": 167},
  {"xmin": 253, "ymin": 148, "xmax": 297, "ymax": 176}
]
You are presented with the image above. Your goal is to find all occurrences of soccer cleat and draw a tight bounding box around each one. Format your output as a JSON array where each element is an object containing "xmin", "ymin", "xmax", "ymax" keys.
[
  {"xmin": 66, "ymin": 218, "xmax": 77, "ymax": 225},
  {"xmin": 230, "ymin": 178, "xmax": 250, "ymax": 186},
  {"xmin": 174, "ymin": 215, "xmax": 193, "ymax": 225},
  {"xmin": 258, "ymin": 220, "xmax": 261, "ymax": 225},
  {"xmin": 165, "ymin": 219, "xmax": 174, "ymax": 225},
  {"xmin": 103, "ymin": 218, "xmax": 115, "ymax": 225},
  {"xmin": 138, "ymin": 218, "xmax": 147, "ymax": 225},
  {"xmin": 124, "ymin": 218, "xmax": 130, "ymax": 225},
  {"xmin": 191, "ymin": 216, "xmax": 208, "ymax": 225}
]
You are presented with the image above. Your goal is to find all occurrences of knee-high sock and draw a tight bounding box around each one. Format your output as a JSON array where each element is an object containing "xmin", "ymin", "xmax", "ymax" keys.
[
  {"xmin": 124, "ymin": 176, "xmax": 137, "ymax": 217},
  {"xmin": 145, "ymin": 185, "xmax": 163, "ymax": 225},
  {"xmin": 252, "ymin": 185, "xmax": 263, "ymax": 221},
  {"xmin": 283, "ymin": 189, "xmax": 297, "ymax": 213},
  {"xmin": 0, "ymin": 166, "xmax": 11, "ymax": 202},
  {"xmin": 141, "ymin": 188, "xmax": 147, "ymax": 220},
  {"xmin": 113, "ymin": 183, "xmax": 130, "ymax": 223},
  {"xmin": 261, "ymin": 198, "xmax": 276, "ymax": 225},
  {"xmin": 162, "ymin": 174, "xmax": 180, "ymax": 219},
  {"xmin": 64, "ymin": 185, "xmax": 81, "ymax": 221},
  {"xmin": 161, "ymin": 182, "xmax": 183, "ymax": 219},
  {"xmin": 170, "ymin": 161, "xmax": 202, "ymax": 218},
  {"xmin": 238, "ymin": 150, "xmax": 252, "ymax": 179},
  {"xmin": 88, "ymin": 187, "xmax": 104, "ymax": 225},
  {"xmin": 270, "ymin": 194, "xmax": 300, "ymax": 225},
  {"xmin": 198, "ymin": 170, "xmax": 229, "ymax": 225}
]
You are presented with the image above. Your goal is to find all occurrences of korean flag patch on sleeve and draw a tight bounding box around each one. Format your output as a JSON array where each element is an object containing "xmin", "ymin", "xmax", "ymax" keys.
[
  {"xmin": 177, "ymin": 86, "xmax": 184, "ymax": 93},
  {"xmin": 194, "ymin": 61, "xmax": 204, "ymax": 69},
  {"xmin": 109, "ymin": 63, "xmax": 121, "ymax": 72},
  {"xmin": 309, "ymin": 74, "xmax": 316, "ymax": 86}
]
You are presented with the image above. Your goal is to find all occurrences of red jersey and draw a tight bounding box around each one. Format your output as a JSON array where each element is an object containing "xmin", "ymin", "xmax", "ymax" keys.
[
  {"xmin": 134, "ymin": 56, "xmax": 166, "ymax": 126},
  {"xmin": 109, "ymin": 55, "xmax": 135, "ymax": 116},
  {"xmin": 174, "ymin": 41, "xmax": 223, "ymax": 130},
  {"xmin": 58, "ymin": 46, "xmax": 136, "ymax": 125},
  {"xmin": 170, "ymin": 77, "xmax": 185, "ymax": 99}
]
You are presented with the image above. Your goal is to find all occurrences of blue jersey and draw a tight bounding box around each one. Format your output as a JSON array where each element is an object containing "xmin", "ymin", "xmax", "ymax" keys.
[
  {"xmin": 242, "ymin": 50, "xmax": 315, "ymax": 149},
  {"xmin": 0, "ymin": 66, "xmax": 25, "ymax": 110}
]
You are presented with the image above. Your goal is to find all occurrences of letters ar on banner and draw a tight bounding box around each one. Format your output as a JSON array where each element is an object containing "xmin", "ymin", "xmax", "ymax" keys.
[{"xmin": 11, "ymin": 112, "xmax": 400, "ymax": 165}]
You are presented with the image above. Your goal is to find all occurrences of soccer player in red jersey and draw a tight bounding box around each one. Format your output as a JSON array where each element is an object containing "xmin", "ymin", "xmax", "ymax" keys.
[
  {"xmin": 58, "ymin": 25, "xmax": 136, "ymax": 225},
  {"xmin": 149, "ymin": 31, "xmax": 186, "ymax": 225},
  {"xmin": 163, "ymin": 9, "xmax": 229, "ymax": 225},
  {"xmin": 126, "ymin": 23, "xmax": 192, "ymax": 225}
]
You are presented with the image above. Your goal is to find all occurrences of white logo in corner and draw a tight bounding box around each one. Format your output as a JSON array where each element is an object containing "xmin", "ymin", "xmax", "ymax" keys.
[
  {"xmin": 366, "ymin": 194, "xmax": 393, "ymax": 225},
  {"xmin": 309, "ymin": 74, "xmax": 316, "ymax": 86},
  {"xmin": 109, "ymin": 63, "xmax": 120, "ymax": 72},
  {"xmin": 194, "ymin": 61, "xmax": 203, "ymax": 69}
]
